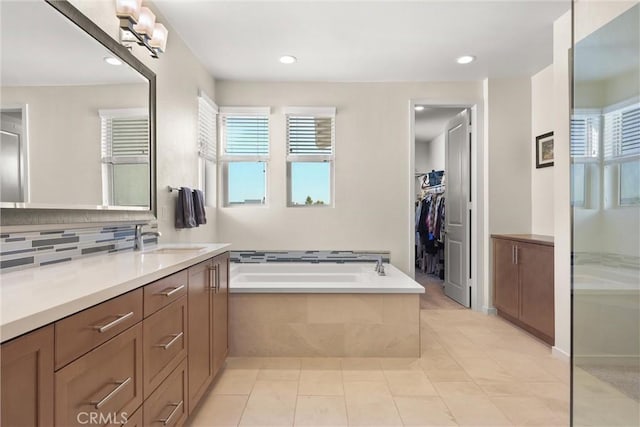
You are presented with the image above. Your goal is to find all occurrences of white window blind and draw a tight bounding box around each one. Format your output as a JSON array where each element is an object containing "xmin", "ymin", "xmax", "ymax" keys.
[
  {"xmin": 100, "ymin": 109, "xmax": 149, "ymax": 164},
  {"xmin": 604, "ymin": 104, "xmax": 640, "ymax": 159},
  {"xmin": 198, "ymin": 91, "xmax": 218, "ymax": 161},
  {"xmin": 220, "ymin": 107, "xmax": 270, "ymax": 158},
  {"xmin": 570, "ymin": 114, "xmax": 600, "ymax": 158},
  {"xmin": 285, "ymin": 107, "xmax": 336, "ymax": 160}
]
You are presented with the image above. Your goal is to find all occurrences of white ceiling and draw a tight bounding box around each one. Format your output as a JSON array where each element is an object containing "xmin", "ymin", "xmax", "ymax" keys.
[
  {"xmin": 0, "ymin": 1, "xmax": 146, "ymax": 86},
  {"xmin": 574, "ymin": 4, "xmax": 639, "ymax": 82},
  {"xmin": 415, "ymin": 107, "xmax": 464, "ymax": 143},
  {"xmin": 154, "ymin": 0, "xmax": 570, "ymax": 82}
]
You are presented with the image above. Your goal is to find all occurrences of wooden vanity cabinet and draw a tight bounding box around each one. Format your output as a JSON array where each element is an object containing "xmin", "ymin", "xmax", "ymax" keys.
[
  {"xmin": 1, "ymin": 251, "xmax": 229, "ymax": 426},
  {"xmin": 187, "ymin": 253, "xmax": 230, "ymax": 415},
  {"xmin": 1, "ymin": 325, "xmax": 54, "ymax": 427},
  {"xmin": 493, "ymin": 235, "xmax": 554, "ymax": 345}
]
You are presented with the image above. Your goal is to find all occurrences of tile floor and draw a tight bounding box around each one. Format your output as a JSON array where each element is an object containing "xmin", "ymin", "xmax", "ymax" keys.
[{"xmin": 188, "ymin": 288, "xmax": 572, "ymax": 426}]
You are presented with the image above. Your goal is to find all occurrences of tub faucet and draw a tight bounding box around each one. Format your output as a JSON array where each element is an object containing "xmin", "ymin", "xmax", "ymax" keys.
[
  {"xmin": 134, "ymin": 224, "xmax": 161, "ymax": 251},
  {"xmin": 375, "ymin": 256, "xmax": 386, "ymax": 276}
]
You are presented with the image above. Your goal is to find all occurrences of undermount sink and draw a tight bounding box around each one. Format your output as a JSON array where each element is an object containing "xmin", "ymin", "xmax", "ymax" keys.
[{"xmin": 145, "ymin": 247, "xmax": 206, "ymax": 254}]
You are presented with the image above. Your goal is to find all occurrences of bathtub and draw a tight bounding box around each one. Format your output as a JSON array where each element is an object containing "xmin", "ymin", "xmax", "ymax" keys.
[
  {"xmin": 573, "ymin": 264, "xmax": 639, "ymax": 363},
  {"xmin": 230, "ymin": 262, "xmax": 425, "ymax": 294},
  {"xmin": 229, "ymin": 262, "xmax": 424, "ymax": 357}
]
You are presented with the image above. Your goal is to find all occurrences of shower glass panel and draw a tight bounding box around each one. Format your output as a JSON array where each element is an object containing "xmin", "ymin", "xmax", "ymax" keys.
[{"xmin": 572, "ymin": 3, "xmax": 640, "ymax": 426}]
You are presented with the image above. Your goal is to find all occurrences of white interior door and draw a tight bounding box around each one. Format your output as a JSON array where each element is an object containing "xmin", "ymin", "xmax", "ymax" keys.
[{"xmin": 444, "ymin": 110, "xmax": 471, "ymax": 307}]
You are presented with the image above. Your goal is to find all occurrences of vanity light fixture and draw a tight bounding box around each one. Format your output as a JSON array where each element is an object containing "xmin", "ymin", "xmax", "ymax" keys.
[
  {"xmin": 279, "ymin": 55, "xmax": 297, "ymax": 64},
  {"xmin": 456, "ymin": 55, "xmax": 476, "ymax": 64},
  {"xmin": 116, "ymin": 1, "xmax": 168, "ymax": 58},
  {"xmin": 415, "ymin": 105, "xmax": 425, "ymax": 112}
]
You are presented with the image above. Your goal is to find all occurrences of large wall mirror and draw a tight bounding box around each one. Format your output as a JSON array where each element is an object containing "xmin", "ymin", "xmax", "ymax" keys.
[{"xmin": 0, "ymin": 0, "xmax": 156, "ymax": 221}]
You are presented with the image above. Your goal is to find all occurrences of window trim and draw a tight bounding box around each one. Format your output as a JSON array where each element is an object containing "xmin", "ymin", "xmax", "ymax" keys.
[{"xmin": 284, "ymin": 107, "xmax": 336, "ymax": 208}]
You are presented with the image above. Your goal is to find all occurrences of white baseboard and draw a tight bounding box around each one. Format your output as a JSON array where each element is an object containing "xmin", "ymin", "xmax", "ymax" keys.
[
  {"xmin": 552, "ymin": 346, "xmax": 571, "ymax": 361},
  {"xmin": 482, "ymin": 305, "xmax": 497, "ymax": 315}
]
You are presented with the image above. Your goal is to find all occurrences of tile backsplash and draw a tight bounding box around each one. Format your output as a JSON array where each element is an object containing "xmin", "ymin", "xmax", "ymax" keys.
[
  {"xmin": 231, "ymin": 250, "xmax": 390, "ymax": 264},
  {"xmin": 0, "ymin": 223, "xmax": 158, "ymax": 272}
]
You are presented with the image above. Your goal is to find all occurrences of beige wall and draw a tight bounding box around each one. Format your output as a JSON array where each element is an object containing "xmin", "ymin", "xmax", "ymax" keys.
[
  {"xmin": 2, "ymin": 84, "xmax": 146, "ymax": 206},
  {"xmin": 425, "ymin": 132, "xmax": 446, "ymax": 173},
  {"xmin": 215, "ymin": 81, "xmax": 484, "ymax": 276},
  {"xmin": 531, "ymin": 65, "xmax": 555, "ymax": 236},
  {"xmin": 486, "ymin": 78, "xmax": 532, "ymax": 235},
  {"xmin": 69, "ymin": 0, "xmax": 218, "ymax": 243}
]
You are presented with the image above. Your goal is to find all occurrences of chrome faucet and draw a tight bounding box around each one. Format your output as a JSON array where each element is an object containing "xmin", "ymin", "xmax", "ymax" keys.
[
  {"xmin": 374, "ymin": 256, "xmax": 386, "ymax": 276},
  {"xmin": 134, "ymin": 224, "xmax": 161, "ymax": 251}
]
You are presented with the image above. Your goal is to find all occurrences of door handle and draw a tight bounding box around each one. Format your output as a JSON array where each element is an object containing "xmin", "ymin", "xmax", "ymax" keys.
[
  {"xmin": 154, "ymin": 332, "xmax": 184, "ymax": 350},
  {"xmin": 90, "ymin": 377, "xmax": 132, "ymax": 409},
  {"xmin": 158, "ymin": 285, "xmax": 185, "ymax": 297},
  {"xmin": 93, "ymin": 312, "xmax": 134, "ymax": 333},
  {"xmin": 514, "ymin": 246, "xmax": 519, "ymax": 265},
  {"xmin": 511, "ymin": 245, "xmax": 515, "ymax": 264}
]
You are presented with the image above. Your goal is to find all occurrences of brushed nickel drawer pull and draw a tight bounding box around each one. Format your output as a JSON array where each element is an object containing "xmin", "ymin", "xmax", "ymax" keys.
[
  {"xmin": 208, "ymin": 265, "xmax": 217, "ymax": 293},
  {"xmin": 158, "ymin": 284, "xmax": 185, "ymax": 297},
  {"xmin": 90, "ymin": 377, "xmax": 132, "ymax": 409},
  {"xmin": 157, "ymin": 400, "xmax": 183, "ymax": 426},
  {"xmin": 154, "ymin": 332, "xmax": 184, "ymax": 350},
  {"xmin": 93, "ymin": 312, "xmax": 134, "ymax": 333}
]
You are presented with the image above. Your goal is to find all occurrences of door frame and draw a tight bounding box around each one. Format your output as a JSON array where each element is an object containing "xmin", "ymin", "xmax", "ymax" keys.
[
  {"xmin": 409, "ymin": 99, "xmax": 486, "ymax": 312},
  {"xmin": 0, "ymin": 103, "xmax": 30, "ymax": 204}
]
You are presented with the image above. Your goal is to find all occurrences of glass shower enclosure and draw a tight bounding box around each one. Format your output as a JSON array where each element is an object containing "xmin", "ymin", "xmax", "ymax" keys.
[{"xmin": 572, "ymin": 3, "xmax": 640, "ymax": 426}]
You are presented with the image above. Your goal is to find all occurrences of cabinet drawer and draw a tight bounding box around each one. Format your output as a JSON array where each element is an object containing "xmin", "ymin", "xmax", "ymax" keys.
[
  {"xmin": 143, "ymin": 296, "xmax": 188, "ymax": 398},
  {"xmin": 55, "ymin": 323, "xmax": 143, "ymax": 427},
  {"xmin": 144, "ymin": 270, "xmax": 188, "ymax": 317},
  {"xmin": 55, "ymin": 289, "xmax": 143, "ymax": 370},
  {"xmin": 144, "ymin": 359, "xmax": 188, "ymax": 427}
]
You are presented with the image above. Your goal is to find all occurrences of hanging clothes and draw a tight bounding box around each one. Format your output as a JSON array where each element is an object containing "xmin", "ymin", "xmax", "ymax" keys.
[{"xmin": 415, "ymin": 189, "xmax": 446, "ymax": 275}]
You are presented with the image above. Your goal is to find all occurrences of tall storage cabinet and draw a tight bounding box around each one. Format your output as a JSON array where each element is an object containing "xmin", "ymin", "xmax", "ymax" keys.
[
  {"xmin": 187, "ymin": 252, "xmax": 230, "ymax": 415},
  {"xmin": 493, "ymin": 235, "xmax": 555, "ymax": 345}
]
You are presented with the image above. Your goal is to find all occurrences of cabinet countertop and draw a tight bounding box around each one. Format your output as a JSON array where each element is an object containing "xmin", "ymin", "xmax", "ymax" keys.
[
  {"xmin": 491, "ymin": 234, "xmax": 554, "ymax": 247},
  {"xmin": 0, "ymin": 243, "xmax": 230, "ymax": 343}
]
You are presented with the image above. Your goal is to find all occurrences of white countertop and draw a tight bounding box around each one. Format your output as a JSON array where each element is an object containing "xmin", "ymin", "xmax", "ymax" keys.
[
  {"xmin": 230, "ymin": 263, "xmax": 426, "ymax": 294},
  {"xmin": 0, "ymin": 243, "xmax": 230, "ymax": 343}
]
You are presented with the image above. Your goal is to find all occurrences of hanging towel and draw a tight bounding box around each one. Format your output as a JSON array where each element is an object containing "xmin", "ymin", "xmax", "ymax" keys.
[
  {"xmin": 192, "ymin": 189, "xmax": 207, "ymax": 225},
  {"xmin": 175, "ymin": 187, "xmax": 197, "ymax": 229}
]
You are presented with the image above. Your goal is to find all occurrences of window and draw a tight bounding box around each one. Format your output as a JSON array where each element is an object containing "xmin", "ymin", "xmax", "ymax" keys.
[
  {"xmin": 570, "ymin": 111, "xmax": 600, "ymax": 207},
  {"xmin": 285, "ymin": 107, "xmax": 335, "ymax": 207},
  {"xmin": 219, "ymin": 107, "xmax": 270, "ymax": 206},
  {"xmin": 100, "ymin": 108, "xmax": 149, "ymax": 207},
  {"xmin": 198, "ymin": 90, "xmax": 218, "ymax": 207},
  {"xmin": 604, "ymin": 101, "xmax": 640, "ymax": 206}
]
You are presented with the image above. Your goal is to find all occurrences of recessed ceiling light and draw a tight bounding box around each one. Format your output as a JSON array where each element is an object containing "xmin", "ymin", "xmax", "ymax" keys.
[
  {"xmin": 415, "ymin": 105, "xmax": 425, "ymax": 112},
  {"xmin": 104, "ymin": 56, "xmax": 122, "ymax": 66},
  {"xmin": 279, "ymin": 55, "xmax": 297, "ymax": 64},
  {"xmin": 456, "ymin": 55, "xmax": 476, "ymax": 65}
]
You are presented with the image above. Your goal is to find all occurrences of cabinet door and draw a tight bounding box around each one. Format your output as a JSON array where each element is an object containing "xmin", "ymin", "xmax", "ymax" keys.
[
  {"xmin": 187, "ymin": 259, "xmax": 215, "ymax": 414},
  {"xmin": 1, "ymin": 325, "xmax": 54, "ymax": 427},
  {"xmin": 518, "ymin": 243, "xmax": 555, "ymax": 343},
  {"xmin": 493, "ymin": 238, "xmax": 519, "ymax": 319},
  {"xmin": 213, "ymin": 253, "xmax": 229, "ymax": 377}
]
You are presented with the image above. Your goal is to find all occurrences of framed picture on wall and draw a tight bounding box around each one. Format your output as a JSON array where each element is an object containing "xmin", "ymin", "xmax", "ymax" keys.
[{"xmin": 535, "ymin": 131, "xmax": 554, "ymax": 168}]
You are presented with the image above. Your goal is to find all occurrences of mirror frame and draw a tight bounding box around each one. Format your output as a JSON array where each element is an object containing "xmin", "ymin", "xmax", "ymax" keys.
[{"xmin": 0, "ymin": 0, "xmax": 157, "ymax": 227}]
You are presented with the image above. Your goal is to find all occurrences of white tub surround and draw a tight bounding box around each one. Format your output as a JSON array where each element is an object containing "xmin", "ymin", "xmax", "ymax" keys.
[
  {"xmin": 0, "ymin": 243, "xmax": 230, "ymax": 342},
  {"xmin": 229, "ymin": 262, "xmax": 423, "ymax": 357},
  {"xmin": 231, "ymin": 263, "xmax": 425, "ymax": 294},
  {"xmin": 573, "ymin": 264, "xmax": 640, "ymax": 363}
]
